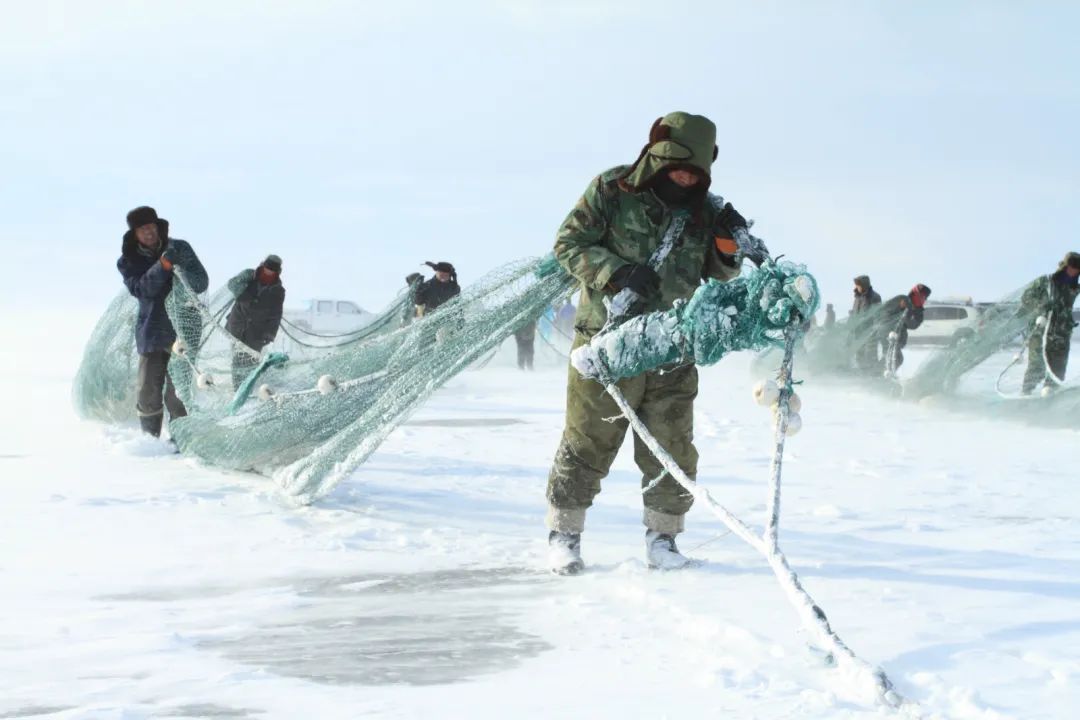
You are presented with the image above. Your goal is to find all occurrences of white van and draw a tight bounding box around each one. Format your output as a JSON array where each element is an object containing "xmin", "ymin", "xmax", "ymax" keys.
[{"xmin": 906, "ymin": 297, "xmax": 982, "ymax": 347}]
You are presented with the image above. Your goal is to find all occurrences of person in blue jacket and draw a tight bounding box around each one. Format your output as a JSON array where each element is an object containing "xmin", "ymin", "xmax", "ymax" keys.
[{"xmin": 116, "ymin": 206, "xmax": 209, "ymax": 437}]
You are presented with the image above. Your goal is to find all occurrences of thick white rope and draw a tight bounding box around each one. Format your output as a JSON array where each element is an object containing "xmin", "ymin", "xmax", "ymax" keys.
[{"xmin": 600, "ymin": 329, "xmax": 910, "ymax": 711}]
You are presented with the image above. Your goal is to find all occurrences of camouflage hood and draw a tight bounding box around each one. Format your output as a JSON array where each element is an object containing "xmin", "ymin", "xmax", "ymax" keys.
[
  {"xmin": 1058, "ymin": 251, "xmax": 1080, "ymax": 272},
  {"xmin": 620, "ymin": 112, "xmax": 717, "ymax": 193}
]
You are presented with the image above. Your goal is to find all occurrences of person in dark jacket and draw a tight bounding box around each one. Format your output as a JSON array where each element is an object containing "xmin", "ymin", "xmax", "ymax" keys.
[
  {"xmin": 116, "ymin": 206, "xmax": 209, "ymax": 437},
  {"xmin": 402, "ymin": 272, "xmax": 425, "ymax": 325},
  {"xmin": 878, "ymin": 284, "xmax": 932, "ymax": 371},
  {"xmin": 225, "ymin": 255, "xmax": 286, "ymax": 389},
  {"xmin": 414, "ymin": 261, "xmax": 461, "ymax": 316},
  {"xmin": 514, "ymin": 319, "xmax": 537, "ymax": 370},
  {"xmin": 1021, "ymin": 252, "xmax": 1080, "ymax": 394},
  {"xmin": 849, "ymin": 275, "xmax": 883, "ymax": 371}
]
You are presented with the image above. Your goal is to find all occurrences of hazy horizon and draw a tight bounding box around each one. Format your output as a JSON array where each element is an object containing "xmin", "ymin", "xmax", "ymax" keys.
[{"xmin": 2, "ymin": 0, "xmax": 1077, "ymax": 316}]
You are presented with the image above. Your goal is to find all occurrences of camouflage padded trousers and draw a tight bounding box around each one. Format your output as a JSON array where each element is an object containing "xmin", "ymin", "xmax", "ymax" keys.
[
  {"xmin": 1023, "ymin": 333, "xmax": 1071, "ymax": 393},
  {"xmin": 546, "ymin": 335, "xmax": 698, "ymax": 535}
]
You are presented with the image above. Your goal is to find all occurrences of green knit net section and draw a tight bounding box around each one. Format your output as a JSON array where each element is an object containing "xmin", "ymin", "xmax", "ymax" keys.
[
  {"xmin": 72, "ymin": 292, "xmax": 140, "ymax": 423},
  {"xmin": 578, "ymin": 260, "xmax": 820, "ymax": 382},
  {"xmin": 79, "ymin": 250, "xmax": 1076, "ymax": 502},
  {"xmin": 74, "ymin": 256, "xmax": 574, "ymax": 503}
]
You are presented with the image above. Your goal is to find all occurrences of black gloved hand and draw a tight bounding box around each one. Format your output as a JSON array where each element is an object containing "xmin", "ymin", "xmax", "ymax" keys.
[
  {"xmin": 716, "ymin": 202, "xmax": 748, "ymax": 233},
  {"xmin": 609, "ymin": 263, "xmax": 661, "ymax": 298},
  {"xmin": 161, "ymin": 246, "xmax": 180, "ymax": 267}
]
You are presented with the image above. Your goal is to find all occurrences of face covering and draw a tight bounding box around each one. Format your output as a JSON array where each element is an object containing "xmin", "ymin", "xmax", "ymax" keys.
[{"xmin": 651, "ymin": 173, "xmax": 700, "ymax": 207}]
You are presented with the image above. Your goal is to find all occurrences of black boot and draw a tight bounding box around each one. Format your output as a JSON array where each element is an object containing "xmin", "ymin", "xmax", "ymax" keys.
[{"xmin": 140, "ymin": 413, "xmax": 163, "ymax": 438}]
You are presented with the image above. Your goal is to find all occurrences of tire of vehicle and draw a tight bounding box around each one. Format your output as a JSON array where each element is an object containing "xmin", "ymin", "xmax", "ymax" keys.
[{"xmin": 950, "ymin": 328, "xmax": 975, "ymax": 348}]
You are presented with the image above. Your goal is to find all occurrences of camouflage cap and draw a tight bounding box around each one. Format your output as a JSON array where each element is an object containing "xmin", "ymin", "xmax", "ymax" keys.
[{"xmin": 621, "ymin": 112, "xmax": 718, "ymax": 191}]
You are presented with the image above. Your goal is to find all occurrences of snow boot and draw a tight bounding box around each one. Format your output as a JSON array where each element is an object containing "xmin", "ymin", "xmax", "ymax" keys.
[
  {"xmin": 548, "ymin": 531, "xmax": 584, "ymax": 575},
  {"xmin": 646, "ymin": 530, "xmax": 691, "ymax": 570},
  {"xmin": 140, "ymin": 413, "xmax": 163, "ymax": 438}
]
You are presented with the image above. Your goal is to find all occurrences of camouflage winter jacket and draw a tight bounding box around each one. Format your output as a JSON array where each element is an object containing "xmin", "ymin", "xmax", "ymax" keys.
[
  {"xmin": 1021, "ymin": 272, "xmax": 1079, "ymax": 343},
  {"xmin": 554, "ymin": 165, "xmax": 741, "ymax": 337}
]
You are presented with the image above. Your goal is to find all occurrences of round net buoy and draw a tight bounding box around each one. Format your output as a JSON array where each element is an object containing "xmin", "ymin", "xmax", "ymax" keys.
[
  {"xmin": 257, "ymin": 384, "xmax": 275, "ymax": 401},
  {"xmin": 784, "ymin": 412, "xmax": 803, "ymax": 436},
  {"xmin": 771, "ymin": 392, "xmax": 802, "ymax": 414},
  {"xmin": 317, "ymin": 375, "xmax": 338, "ymax": 395},
  {"xmin": 1035, "ymin": 315, "xmax": 1047, "ymax": 328},
  {"xmin": 172, "ymin": 338, "xmax": 188, "ymax": 356},
  {"xmin": 753, "ymin": 379, "xmax": 779, "ymax": 407},
  {"xmin": 888, "ymin": 331, "xmax": 899, "ymax": 342},
  {"xmin": 196, "ymin": 372, "xmax": 214, "ymax": 390},
  {"xmin": 787, "ymin": 392, "xmax": 802, "ymax": 414},
  {"xmin": 1041, "ymin": 385, "xmax": 1053, "ymax": 398}
]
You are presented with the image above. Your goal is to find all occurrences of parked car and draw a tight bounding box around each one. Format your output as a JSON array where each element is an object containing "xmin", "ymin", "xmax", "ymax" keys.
[
  {"xmin": 283, "ymin": 298, "xmax": 374, "ymax": 335},
  {"xmin": 906, "ymin": 297, "xmax": 982, "ymax": 347}
]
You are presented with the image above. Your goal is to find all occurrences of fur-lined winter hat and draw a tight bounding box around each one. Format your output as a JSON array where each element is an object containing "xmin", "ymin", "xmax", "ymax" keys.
[
  {"xmin": 619, "ymin": 112, "xmax": 718, "ymax": 193},
  {"xmin": 1059, "ymin": 252, "xmax": 1080, "ymax": 271},
  {"xmin": 126, "ymin": 205, "xmax": 159, "ymax": 230}
]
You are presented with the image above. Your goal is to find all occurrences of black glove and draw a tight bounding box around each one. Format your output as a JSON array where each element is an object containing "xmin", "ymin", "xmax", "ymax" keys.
[
  {"xmin": 716, "ymin": 202, "xmax": 748, "ymax": 233},
  {"xmin": 610, "ymin": 263, "xmax": 661, "ymax": 298},
  {"xmin": 161, "ymin": 246, "xmax": 180, "ymax": 267}
]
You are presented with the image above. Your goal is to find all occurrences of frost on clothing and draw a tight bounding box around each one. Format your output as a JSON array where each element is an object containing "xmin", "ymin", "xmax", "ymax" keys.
[
  {"xmin": 572, "ymin": 262, "xmax": 820, "ymax": 383},
  {"xmin": 554, "ymin": 165, "xmax": 742, "ymax": 338}
]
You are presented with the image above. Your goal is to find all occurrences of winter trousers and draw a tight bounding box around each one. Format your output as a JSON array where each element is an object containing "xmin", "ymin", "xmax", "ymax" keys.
[
  {"xmin": 516, "ymin": 337, "xmax": 535, "ymax": 370},
  {"xmin": 546, "ymin": 334, "xmax": 698, "ymax": 536},
  {"xmin": 1023, "ymin": 333, "xmax": 1071, "ymax": 393},
  {"xmin": 137, "ymin": 351, "xmax": 187, "ymax": 437}
]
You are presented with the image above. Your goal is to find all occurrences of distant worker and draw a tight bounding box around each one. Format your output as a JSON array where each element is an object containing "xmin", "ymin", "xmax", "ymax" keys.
[
  {"xmin": 1021, "ymin": 252, "xmax": 1080, "ymax": 395},
  {"xmin": 878, "ymin": 284, "xmax": 932, "ymax": 371},
  {"xmin": 415, "ymin": 261, "xmax": 460, "ymax": 317},
  {"xmin": 225, "ymin": 255, "xmax": 286, "ymax": 389},
  {"xmin": 555, "ymin": 299, "xmax": 576, "ymax": 338},
  {"xmin": 403, "ymin": 272, "xmax": 425, "ymax": 325},
  {"xmin": 514, "ymin": 319, "xmax": 537, "ymax": 371},
  {"xmin": 850, "ymin": 275, "xmax": 882, "ymax": 371},
  {"xmin": 117, "ymin": 206, "xmax": 209, "ymax": 437},
  {"xmin": 824, "ymin": 303, "xmax": 836, "ymax": 328}
]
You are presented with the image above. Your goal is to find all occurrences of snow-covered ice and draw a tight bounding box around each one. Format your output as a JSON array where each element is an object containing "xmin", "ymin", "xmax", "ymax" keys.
[{"xmin": 2, "ymin": 313, "xmax": 1079, "ymax": 719}]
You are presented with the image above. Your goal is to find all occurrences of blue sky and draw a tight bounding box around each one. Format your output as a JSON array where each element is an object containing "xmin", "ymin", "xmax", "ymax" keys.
[{"xmin": 1, "ymin": 0, "xmax": 1077, "ymax": 315}]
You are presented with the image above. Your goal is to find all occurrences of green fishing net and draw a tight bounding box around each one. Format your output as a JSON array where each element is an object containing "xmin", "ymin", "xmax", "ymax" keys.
[{"xmin": 572, "ymin": 260, "xmax": 820, "ymax": 382}]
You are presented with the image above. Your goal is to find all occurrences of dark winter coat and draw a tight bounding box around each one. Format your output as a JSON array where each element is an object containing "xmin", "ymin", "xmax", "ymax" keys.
[
  {"xmin": 415, "ymin": 277, "xmax": 461, "ymax": 313},
  {"xmin": 514, "ymin": 319, "xmax": 537, "ymax": 343},
  {"xmin": 116, "ymin": 220, "xmax": 209, "ymax": 354},
  {"xmin": 851, "ymin": 285, "xmax": 882, "ymax": 315},
  {"xmin": 878, "ymin": 294, "xmax": 925, "ymax": 346},
  {"xmin": 225, "ymin": 268, "xmax": 286, "ymax": 349}
]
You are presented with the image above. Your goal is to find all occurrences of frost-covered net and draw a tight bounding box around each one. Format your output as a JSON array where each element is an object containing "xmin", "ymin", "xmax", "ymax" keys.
[
  {"xmin": 904, "ymin": 287, "xmax": 1031, "ymax": 399},
  {"xmin": 72, "ymin": 292, "xmax": 140, "ymax": 423},
  {"xmin": 75, "ymin": 257, "xmax": 823, "ymax": 503},
  {"xmin": 573, "ymin": 261, "xmax": 820, "ymax": 381},
  {"xmin": 72, "ymin": 256, "xmax": 574, "ymax": 503}
]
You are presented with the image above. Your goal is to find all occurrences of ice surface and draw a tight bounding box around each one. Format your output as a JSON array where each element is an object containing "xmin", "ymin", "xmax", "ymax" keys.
[{"xmin": 3, "ymin": 317, "xmax": 1080, "ymax": 718}]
